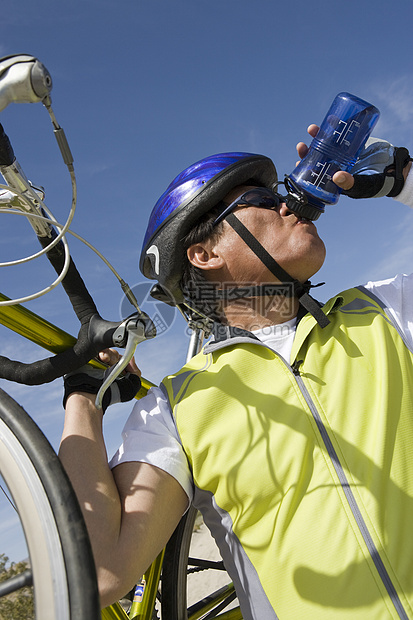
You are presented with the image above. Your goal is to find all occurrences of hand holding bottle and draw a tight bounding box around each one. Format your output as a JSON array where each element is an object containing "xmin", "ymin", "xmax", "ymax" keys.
[{"xmin": 297, "ymin": 126, "xmax": 412, "ymax": 199}]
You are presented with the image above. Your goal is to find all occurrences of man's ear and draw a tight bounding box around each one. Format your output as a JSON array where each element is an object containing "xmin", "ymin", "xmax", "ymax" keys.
[{"xmin": 187, "ymin": 242, "xmax": 225, "ymax": 271}]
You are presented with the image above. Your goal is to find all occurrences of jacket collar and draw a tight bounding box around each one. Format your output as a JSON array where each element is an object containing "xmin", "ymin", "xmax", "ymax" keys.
[
  {"xmin": 203, "ymin": 324, "xmax": 262, "ymax": 354},
  {"xmin": 203, "ymin": 295, "xmax": 344, "ymax": 355}
]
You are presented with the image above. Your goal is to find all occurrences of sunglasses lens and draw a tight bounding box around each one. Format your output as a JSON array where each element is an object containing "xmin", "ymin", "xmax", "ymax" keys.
[
  {"xmin": 243, "ymin": 189, "xmax": 279, "ymax": 209},
  {"xmin": 212, "ymin": 189, "xmax": 281, "ymax": 227}
]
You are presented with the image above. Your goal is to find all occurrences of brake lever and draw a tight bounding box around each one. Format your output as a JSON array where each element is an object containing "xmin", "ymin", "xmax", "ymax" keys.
[{"xmin": 95, "ymin": 312, "xmax": 156, "ymax": 410}]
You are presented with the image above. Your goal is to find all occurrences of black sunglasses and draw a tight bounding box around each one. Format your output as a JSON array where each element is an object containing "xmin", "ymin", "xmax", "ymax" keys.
[{"xmin": 212, "ymin": 187, "xmax": 285, "ymax": 227}]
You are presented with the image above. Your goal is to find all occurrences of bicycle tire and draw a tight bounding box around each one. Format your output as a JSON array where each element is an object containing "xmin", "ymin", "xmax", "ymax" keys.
[
  {"xmin": 161, "ymin": 505, "xmax": 242, "ymax": 619},
  {"xmin": 0, "ymin": 387, "xmax": 100, "ymax": 619}
]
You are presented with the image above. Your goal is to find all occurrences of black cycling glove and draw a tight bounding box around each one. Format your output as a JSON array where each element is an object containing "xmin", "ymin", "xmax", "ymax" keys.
[
  {"xmin": 342, "ymin": 138, "xmax": 412, "ymax": 199},
  {"xmin": 63, "ymin": 365, "xmax": 141, "ymax": 413}
]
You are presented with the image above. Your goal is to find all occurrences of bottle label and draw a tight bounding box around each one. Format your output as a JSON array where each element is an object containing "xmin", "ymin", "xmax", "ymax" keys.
[
  {"xmin": 333, "ymin": 118, "xmax": 361, "ymax": 147},
  {"xmin": 133, "ymin": 579, "xmax": 146, "ymax": 603}
]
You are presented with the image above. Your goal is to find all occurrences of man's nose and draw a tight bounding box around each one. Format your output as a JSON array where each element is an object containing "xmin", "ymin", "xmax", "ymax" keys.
[{"xmin": 278, "ymin": 203, "xmax": 294, "ymax": 217}]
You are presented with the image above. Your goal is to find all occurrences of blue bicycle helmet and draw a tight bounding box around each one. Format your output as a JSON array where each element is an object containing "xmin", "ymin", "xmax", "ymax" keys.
[{"xmin": 140, "ymin": 152, "xmax": 278, "ymax": 304}]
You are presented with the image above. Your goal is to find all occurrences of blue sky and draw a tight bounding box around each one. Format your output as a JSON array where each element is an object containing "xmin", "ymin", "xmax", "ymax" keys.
[{"xmin": 0, "ymin": 0, "xmax": 412, "ymax": 560}]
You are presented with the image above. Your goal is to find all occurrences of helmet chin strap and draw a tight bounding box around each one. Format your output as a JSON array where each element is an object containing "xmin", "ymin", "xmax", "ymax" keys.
[{"xmin": 224, "ymin": 213, "xmax": 330, "ymax": 328}]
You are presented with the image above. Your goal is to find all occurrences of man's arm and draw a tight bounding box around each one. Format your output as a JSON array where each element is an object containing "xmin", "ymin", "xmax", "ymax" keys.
[{"xmin": 59, "ymin": 391, "xmax": 188, "ymax": 608}]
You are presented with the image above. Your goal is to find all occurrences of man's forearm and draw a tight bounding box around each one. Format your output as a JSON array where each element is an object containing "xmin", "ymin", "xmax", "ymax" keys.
[
  {"xmin": 59, "ymin": 391, "xmax": 190, "ymax": 608},
  {"xmin": 58, "ymin": 393, "xmax": 122, "ymax": 598}
]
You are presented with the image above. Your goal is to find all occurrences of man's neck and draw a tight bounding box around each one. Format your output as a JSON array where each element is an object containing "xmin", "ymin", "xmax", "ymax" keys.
[{"xmin": 221, "ymin": 295, "xmax": 300, "ymax": 332}]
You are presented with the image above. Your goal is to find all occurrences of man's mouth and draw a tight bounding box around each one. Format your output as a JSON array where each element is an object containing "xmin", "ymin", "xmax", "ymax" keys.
[
  {"xmin": 294, "ymin": 213, "xmax": 313, "ymax": 224},
  {"xmin": 283, "ymin": 206, "xmax": 314, "ymax": 225}
]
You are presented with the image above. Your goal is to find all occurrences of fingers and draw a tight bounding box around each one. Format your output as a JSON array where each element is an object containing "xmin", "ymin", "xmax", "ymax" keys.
[
  {"xmin": 98, "ymin": 349, "xmax": 142, "ymax": 377},
  {"xmin": 296, "ymin": 142, "xmax": 308, "ymax": 162},
  {"xmin": 99, "ymin": 349, "xmax": 119, "ymax": 365},
  {"xmin": 296, "ymin": 124, "xmax": 320, "ymax": 162},
  {"xmin": 307, "ymin": 124, "xmax": 319, "ymax": 138},
  {"xmin": 126, "ymin": 357, "xmax": 142, "ymax": 377},
  {"xmin": 332, "ymin": 170, "xmax": 355, "ymax": 190}
]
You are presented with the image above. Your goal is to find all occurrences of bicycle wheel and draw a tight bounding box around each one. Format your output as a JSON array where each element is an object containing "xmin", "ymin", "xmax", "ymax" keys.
[
  {"xmin": 0, "ymin": 387, "xmax": 100, "ymax": 620},
  {"xmin": 161, "ymin": 505, "xmax": 242, "ymax": 619}
]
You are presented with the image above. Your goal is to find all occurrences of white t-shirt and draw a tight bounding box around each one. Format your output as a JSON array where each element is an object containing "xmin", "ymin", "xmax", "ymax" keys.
[{"xmin": 109, "ymin": 170, "xmax": 413, "ymax": 502}]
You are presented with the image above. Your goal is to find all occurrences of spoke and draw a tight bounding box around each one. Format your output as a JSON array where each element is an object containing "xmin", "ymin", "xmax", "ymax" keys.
[{"xmin": 0, "ymin": 479, "xmax": 17, "ymax": 511}]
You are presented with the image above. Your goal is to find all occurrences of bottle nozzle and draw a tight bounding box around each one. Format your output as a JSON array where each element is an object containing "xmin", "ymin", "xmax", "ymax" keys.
[{"xmin": 284, "ymin": 176, "xmax": 324, "ymax": 221}]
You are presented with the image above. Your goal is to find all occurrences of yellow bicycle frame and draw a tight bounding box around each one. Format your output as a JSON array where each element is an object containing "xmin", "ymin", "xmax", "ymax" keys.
[{"xmin": 0, "ymin": 292, "xmax": 154, "ymax": 397}]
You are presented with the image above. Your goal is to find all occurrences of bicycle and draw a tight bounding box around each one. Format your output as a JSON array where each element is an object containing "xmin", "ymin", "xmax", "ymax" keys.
[{"xmin": 0, "ymin": 54, "xmax": 242, "ymax": 619}]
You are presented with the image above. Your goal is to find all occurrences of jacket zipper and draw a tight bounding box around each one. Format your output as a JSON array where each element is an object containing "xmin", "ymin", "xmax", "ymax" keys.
[{"xmin": 288, "ymin": 360, "xmax": 408, "ymax": 620}]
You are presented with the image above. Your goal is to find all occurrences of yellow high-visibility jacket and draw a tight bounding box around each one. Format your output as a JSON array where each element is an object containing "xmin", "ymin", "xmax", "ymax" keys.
[{"xmin": 161, "ymin": 286, "xmax": 413, "ymax": 619}]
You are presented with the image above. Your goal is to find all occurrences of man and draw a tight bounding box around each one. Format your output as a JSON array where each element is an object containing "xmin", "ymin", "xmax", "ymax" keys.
[{"xmin": 59, "ymin": 126, "xmax": 413, "ymax": 618}]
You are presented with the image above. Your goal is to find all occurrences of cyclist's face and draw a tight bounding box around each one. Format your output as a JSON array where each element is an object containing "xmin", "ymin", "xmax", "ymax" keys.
[{"xmin": 208, "ymin": 185, "xmax": 326, "ymax": 285}]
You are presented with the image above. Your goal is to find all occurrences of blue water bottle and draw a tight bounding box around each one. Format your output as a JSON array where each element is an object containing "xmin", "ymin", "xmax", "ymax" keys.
[{"xmin": 285, "ymin": 92, "xmax": 380, "ymax": 220}]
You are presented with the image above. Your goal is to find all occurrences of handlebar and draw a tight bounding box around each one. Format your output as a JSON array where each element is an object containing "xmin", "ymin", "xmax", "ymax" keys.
[
  {"xmin": 0, "ymin": 222, "xmax": 156, "ymax": 386},
  {"xmin": 0, "ymin": 238, "xmax": 155, "ymax": 385},
  {"xmin": 0, "ymin": 115, "xmax": 156, "ymax": 399}
]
